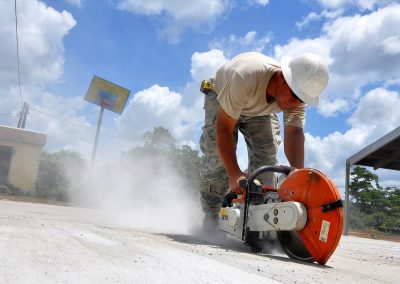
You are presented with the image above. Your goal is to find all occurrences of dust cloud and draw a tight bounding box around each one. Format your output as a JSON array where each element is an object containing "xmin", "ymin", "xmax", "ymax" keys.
[
  {"xmin": 47, "ymin": 152, "xmax": 290, "ymax": 255},
  {"xmin": 68, "ymin": 154, "xmax": 204, "ymax": 235}
]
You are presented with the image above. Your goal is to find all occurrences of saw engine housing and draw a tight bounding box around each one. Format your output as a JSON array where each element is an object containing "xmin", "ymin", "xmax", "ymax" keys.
[{"xmin": 218, "ymin": 166, "xmax": 344, "ymax": 265}]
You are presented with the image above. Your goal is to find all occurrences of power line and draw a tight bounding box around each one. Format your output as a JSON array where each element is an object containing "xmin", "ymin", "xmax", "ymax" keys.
[
  {"xmin": 30, "ymin": 107, "xmax": 94, "ymax": 131},
  {"xmin": 0, "ymin": 112, "xmax": 16, "ymax": 116},
  {"xmin": 29, "ymin": 107, "xmax": 134, "ymax": 146},
  {"xmin": 14, "ymin": 0, "xmax": 24, "ymax": 106}
]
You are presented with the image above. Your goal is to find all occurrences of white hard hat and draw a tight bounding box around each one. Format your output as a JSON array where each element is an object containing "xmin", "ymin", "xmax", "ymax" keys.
[{"xmin": 281, "ymin": 53, "xmax": 329, "ymax": 106}]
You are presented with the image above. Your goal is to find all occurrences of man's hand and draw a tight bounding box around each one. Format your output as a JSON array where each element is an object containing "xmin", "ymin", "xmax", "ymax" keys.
[{"xmin": 229, "ymin": 172, "xmax": 248, "ymax": 195}]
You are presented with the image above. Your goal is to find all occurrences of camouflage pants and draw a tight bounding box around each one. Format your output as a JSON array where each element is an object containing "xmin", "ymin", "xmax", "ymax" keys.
[{"xmin": 199, "ymin": 91, "xmax": 281, "ymax": 219}]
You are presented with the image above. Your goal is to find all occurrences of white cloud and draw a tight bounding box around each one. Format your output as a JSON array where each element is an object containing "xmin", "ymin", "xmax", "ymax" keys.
[
  {"xmin": 65, "ymin": 0, "xmax": 83, "ymax": 8},
  {"xmin": 0, "ymin": 0, "xmax": 76, "ymax": 88},
  {"xmin": 324, "ymin": 5, "xmax": 400, "ymax": 78},
  {"xmin": 317, "ymin": 98, "xmax": 349, "ymax": 117},
  {"xmin": 316, "ymin": 0, "xmax": 346, "ymax": 9},
  {"xmin": 247, "ymin": 0, "xmax": 269, "ymax": 6},
  {"xmin": 116, "ymin": 0, "xmax": 231, "ymax": 43},
  {"xmin": 347, "ymin": 88, "xmax": 400, "ymax": 130},
  {"xmin": 382, "ymin": 35, "xmax": 400, "ymax": 55},
  {"xmin": 296, "ymin": 9, "xmax": 344, "ymax": 29},
  {"xmin": 275, "ymin": 4, "xmax": 400, "ymax": 116},
  {"xmin": 274, "ymin": 37, "xmax": 331, "ymax": 62},
  {"xmin": 23, "ymin": 87, "xmax": 99, "ymax": 154},
  {"xmin": 385, "ymin": 78, "xmax": 400, "ymax": 87},
  {"xmin": 316, "ymin": 0, "xmax": 398, "ymax": 11},
  {"xmin": 209, "ymin": 31, "xmax": 271, "ymax": 58},
  {"xmin": 0, "ymin": 0, "xmax": 76, "ymax": 111},
  {"xmin": 133, "ymin": 85, "xmax": 182, "ymax": 116},
  {"xmin": 117, "ymin": 0, "xmax": 229, "ymax": 20},
  {"xmin": 305, "ymin": 88, "xmax": 400, "ymax": 187},
  {"xmin": 190, "ymin": 49, "xmax": 227, "ymax": 82},
  {"xmin": 116, "ymin": 84, "xmax": 197, "ymax": 145}
]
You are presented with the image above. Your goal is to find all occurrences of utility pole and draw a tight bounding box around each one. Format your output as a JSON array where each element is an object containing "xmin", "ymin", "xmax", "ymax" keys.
[
  {"xmin": 21, "ymin": 102, "xmax": 29, "ymax": 128},
  {"xmin": 17, "ymin": 102, "xmax": 29, "ymax": 128}
]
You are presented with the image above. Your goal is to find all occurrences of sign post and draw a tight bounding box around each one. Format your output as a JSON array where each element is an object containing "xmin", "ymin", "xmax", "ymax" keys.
[
  {"xmin": 91, "ymin": 105, "xmax": 104, "ymax": 167},
  {"xmin": 84, "ymin": 75, "xmax": 131, "ymax": 172}
]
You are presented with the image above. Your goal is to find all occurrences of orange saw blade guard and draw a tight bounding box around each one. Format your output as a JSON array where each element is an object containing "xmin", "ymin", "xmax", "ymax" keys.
[{"xmin": 278, "ymin": 168, "xmax": 344, "ymax": 265}]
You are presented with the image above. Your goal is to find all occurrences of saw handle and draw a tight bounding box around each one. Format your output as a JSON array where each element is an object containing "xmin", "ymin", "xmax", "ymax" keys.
[
  {"xmin": 241, "ymin": 165, "xmax": 294, "ymax": 241},
  {"xmin": 247, "ymin": 165, "xmax": 292, "ymax": 184},
  {"xmin": 239, "ymin": 179, "xmax": 247, "ymax": 190}
]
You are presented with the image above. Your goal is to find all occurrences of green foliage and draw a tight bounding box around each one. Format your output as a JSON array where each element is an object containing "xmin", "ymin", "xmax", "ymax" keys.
[
  {"xmin": 349, "ymin": 166, "xmax": 400, "ymax": 231},
  {"xmin": 347, "ymin": 202, "xmax": 370, "ymax": 230},
  {"xmin": 176, "ymin": 145, "xmax": 202, "ymax": 188},
  {"xmin": 142, "ymin": 126, "xmax": 176, "ymax": 151},
  {"xmin": 124, "ymin": 127, "xmax": 202, "ymax": 194},
  {"xmin": 36, "ymin": 150, "xmax": 86, "ymax": 201},
  {"xmin": 1, "ymin": 183, "xmax": 33, "ymax": 197}
]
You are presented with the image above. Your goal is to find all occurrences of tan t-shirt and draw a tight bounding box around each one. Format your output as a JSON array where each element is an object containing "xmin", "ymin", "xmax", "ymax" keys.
[{"xmin": 213, "ymin": 52, "xmax": 306, "ymax": 128}]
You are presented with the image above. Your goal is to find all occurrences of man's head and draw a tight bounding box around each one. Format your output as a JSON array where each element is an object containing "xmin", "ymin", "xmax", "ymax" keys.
[
  {"xmin": 280, "ymin": 53, "xmax": 329, "ymax": 106},
  {"xmin": 272, "ymin": 71, "xmax": 304, "ymax": 110}
]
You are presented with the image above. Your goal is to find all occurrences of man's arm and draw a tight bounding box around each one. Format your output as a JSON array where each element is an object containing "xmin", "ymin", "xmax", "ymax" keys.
[
  {"xmin": 216, "ymin": 107, "xmax": 247, "ymax": 194},
  {"xmin": 284, "ymin": 125, "xmax": 305, "ymax": 169}
]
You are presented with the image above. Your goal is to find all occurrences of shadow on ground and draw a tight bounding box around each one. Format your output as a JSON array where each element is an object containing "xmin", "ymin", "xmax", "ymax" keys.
[{"xmin": 160, "ymin": 231, "xmax": 330, "ymax": 268}]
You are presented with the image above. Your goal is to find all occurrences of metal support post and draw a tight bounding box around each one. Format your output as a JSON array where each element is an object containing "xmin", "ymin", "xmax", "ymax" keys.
[
  {"xmin": 90, "ymin": 106, "xmax": 105, "ymax": 173},
  {"xmin": 344, "ymin": 161, "xmax": 351, "ymax": 236}
]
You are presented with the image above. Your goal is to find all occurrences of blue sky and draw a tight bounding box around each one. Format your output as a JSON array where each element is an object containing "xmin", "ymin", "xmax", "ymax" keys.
[{"xmin": 1, "ymin": 0, "xmax": 400, "ymax": 187}]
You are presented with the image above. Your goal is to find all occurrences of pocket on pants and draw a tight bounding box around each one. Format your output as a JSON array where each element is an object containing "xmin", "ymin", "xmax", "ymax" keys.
[{"xmin": 203, "ymin": 92, "xmax": 219, "ymax": 127}]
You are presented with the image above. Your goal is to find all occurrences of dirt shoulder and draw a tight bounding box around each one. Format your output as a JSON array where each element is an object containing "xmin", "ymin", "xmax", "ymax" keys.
[
  {"xmin": 0, "ymin": 193, "xmax": 68, "ymax": 206},
  {"xmin": 350, "ymin": 229, "xmax": 400, "ymax": 243}
]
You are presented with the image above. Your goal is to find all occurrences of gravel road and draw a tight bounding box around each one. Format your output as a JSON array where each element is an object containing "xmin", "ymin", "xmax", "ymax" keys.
[{"xmin": 0, "ymin": 200, "xmax": 398, "ymax": 283}]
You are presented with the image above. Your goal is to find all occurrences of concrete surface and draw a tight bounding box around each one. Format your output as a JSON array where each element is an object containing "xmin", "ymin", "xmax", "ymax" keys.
[{"xmin": 0, "ymin": 200, "xmax": 399, "ymax": 283}]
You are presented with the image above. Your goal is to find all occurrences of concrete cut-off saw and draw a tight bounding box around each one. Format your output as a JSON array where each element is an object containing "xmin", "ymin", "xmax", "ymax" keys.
[{"xmin": 218, "ymin": 165, "xmax": 344, "ymax": 265}]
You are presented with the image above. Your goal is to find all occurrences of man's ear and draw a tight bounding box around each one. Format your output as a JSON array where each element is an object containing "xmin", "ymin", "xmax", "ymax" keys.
[{"xmin": 277, "ymin": 70, "xmax": 285, "ymax": 82}]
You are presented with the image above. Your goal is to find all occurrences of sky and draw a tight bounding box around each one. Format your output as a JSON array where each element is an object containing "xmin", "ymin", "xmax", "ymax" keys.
[{"xmin": 1, "ymin": 0, "xmax": 400, "ymax": 190}]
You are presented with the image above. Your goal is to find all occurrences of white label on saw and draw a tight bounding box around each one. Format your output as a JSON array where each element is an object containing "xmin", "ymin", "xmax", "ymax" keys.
[{"xmin": 319, "ymin": 220, "xmax": 330, "ymax": 242}]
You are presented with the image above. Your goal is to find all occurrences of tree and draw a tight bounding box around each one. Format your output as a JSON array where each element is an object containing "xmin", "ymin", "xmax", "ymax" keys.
[
  {"xmin": 124, "ymin": 127, "xmax": 202, "ymax": 194},
  {"xmin": 384, "ymin": 186, "xmax": 400, "ymax": 229},
  {"xmin": 349, "ymin": 165, "xmax": 400, "ymax": 230},
  {"xmin": 176, "ymin": 145, "xmax": 202, "ymax": 192},
  {"xmin": 126, "ymin": 127, "xmax": 177, "ymax": 161},
  {"xmin": 350, "ymin": 166, "xmax": 381, "ymax": 202},
  {"xmin": 36, "ymin": 150, "xmax": 86, "ymax": 201},
  {"xmin": 350, "ymin": 166, "xmax": 389, "ymax": 214},
  {"xmin": 142, "ymin": 126, "xmax": 176, "ymax": 151}
]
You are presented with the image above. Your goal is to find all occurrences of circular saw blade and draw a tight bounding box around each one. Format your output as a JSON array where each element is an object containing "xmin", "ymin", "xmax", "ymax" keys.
[{"xmin": 277, "ymin": 231, "xmax": 314, "ymax": 261}]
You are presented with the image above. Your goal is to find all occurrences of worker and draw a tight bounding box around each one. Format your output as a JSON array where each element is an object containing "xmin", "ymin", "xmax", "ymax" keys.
[{"xmin": 199, "ymin": 52, "xmax": 329, "ymax": 231}]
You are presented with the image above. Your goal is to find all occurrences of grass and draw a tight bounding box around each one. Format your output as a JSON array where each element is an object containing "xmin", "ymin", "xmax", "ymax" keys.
[{"xmin": 349, "ymin": 229, "xmax": 400, "ymax": 243}]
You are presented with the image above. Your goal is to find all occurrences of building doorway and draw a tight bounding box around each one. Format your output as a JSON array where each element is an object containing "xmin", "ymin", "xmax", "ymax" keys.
[{"xmin": 0, "ymin": 145, "xmax": 13, "ymax": 185}]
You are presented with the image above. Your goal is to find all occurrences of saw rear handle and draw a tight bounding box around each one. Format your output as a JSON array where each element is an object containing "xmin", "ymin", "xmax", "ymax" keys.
[{"xmin": 240, "ymin": 166, "xmax": 294, "ymax": 241}]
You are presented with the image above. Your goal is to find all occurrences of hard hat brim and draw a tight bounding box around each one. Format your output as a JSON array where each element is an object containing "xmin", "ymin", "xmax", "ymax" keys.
[{"xmin": 281, "ymin": 56, "xmax": 319, "ymax": 106}]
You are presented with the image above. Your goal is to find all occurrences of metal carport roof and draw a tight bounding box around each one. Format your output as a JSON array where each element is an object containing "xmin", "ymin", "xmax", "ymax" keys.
[{"xmin": 344, "ymin": 127, "xmax": 400, "ymax": 235}]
